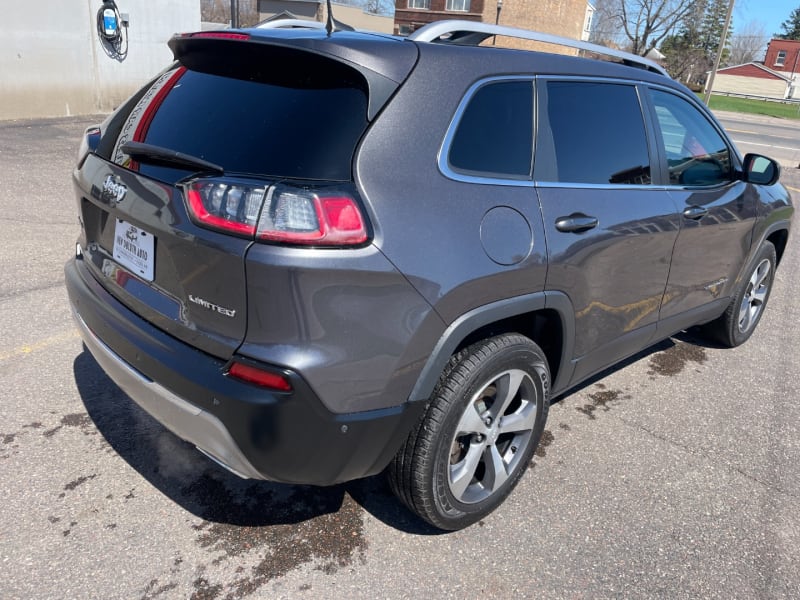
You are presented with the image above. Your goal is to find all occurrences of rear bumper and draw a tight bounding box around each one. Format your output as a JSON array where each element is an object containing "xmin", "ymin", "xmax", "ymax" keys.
[{"xmin": 65, "ymin": 255, "xmax": 425, "ymax": 485}]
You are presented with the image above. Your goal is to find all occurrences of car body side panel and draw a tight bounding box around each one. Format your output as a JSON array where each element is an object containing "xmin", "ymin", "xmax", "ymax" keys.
[
  {"xmin": 355, "ymin": 44, "xmax": 548, "ymax": 326},
  {"xmin": 661, "ymin": 182, "xmax": 757, "ymax": 320},
  {"xmin": 240, "ymin": 243, "xmax": 446, "ymax": 414},
  {"xmin": 537, "ymin": 186, "xmax": 681, "ymax": 367}
]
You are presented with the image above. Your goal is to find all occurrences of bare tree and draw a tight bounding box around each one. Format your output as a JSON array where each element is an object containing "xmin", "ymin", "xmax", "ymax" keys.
[
  {"xmin": 590, "ymin": 0, "xmax": 626, "ymax": 46},
  {"xmin": 726, "ymin": 20, "xmax": 768, "ymax": 66},
  {"xmin": 599, "ymin": 0, "xmax": 698, "ymax": 56},
  {"xmin": 361, "ymin": 0, "xmax": 394, "ymax": 15}
]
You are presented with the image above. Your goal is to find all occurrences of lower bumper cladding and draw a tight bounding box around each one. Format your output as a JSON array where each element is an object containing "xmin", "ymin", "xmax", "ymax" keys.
[
  {"xmin": 73, "ymin": 309, "xmax": 264, "ymax": 479},
  {"xmin": 65, "ymin": 257, "xmax": 426, "ymax": 485}
]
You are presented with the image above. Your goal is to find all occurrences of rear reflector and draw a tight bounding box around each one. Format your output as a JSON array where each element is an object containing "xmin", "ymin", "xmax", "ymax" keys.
[
  {"xmin": 228, "ymin": 362, "xmax": 292, "ymax": 392},
  {"xmin": 183, "ymin": 178, "xmax": 368, "ymax": 246}
]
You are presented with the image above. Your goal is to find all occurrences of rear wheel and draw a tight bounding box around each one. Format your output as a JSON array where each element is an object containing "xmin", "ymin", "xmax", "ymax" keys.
[
  {"xmin": 389, "ymin": 334, "xmax": 550, "ymax": 530},
  {"xmin": 707, "ymin": 242, "xmax": 776, "ymax": 348}
]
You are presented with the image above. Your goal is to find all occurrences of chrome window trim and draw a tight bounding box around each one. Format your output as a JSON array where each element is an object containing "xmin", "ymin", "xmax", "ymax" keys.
[
  {"xmin": 534, "ymin": 181, "xmax": 668, "ymax": 191},
  {"xmin": 437, "ymin": 76, "xmax": 536, "ymax": 187},
  {"xmin": 438, "ymin": 74, "xmax": 741, "ymax": 191}
]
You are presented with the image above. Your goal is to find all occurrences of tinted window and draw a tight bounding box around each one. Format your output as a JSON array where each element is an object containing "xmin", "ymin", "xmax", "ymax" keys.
[
  {"xmin": 121, "ymin": 67, "xmax": 368, "ymax": 183},
  {"xmin": 650, "ymin": 89, "xmax": 732, "ymax": 187},
  {"xmin": 540, "ymin": 82, "xmax": 651, "ymax": 185},
  {"xmin": 448, "ymin": 81, "xmax": 533, "ymax": 178}
]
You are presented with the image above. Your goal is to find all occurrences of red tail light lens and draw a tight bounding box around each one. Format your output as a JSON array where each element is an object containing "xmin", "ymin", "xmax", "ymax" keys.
[
  {"xmin": 257, "ymin": 185, "xmax": 368, "ymax": 246},
  {"xmin": 186, "ymin": 181, "xmax": 266, "ymax": 237},
  {"xmin": 228, "ymin": 362, "xmax": 292, "ymax": 392},
  {"xmin": 183, "ymin": 179, "xmax": 368, "ymax": 246}
]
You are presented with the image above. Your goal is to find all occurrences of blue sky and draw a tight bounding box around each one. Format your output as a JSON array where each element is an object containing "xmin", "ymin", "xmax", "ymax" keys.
[{"xmin": 735, "ymin": 0, "xmax": 797, "ymax": 38}]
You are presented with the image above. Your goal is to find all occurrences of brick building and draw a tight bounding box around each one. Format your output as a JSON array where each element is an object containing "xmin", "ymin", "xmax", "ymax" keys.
[
  {"xmin": 394, "ymin": 0, "xmax": 484, "ymax": 36},
  {"xmin": 394, "ymin": 0, "xmax": 593, "ymax": 47},
  {"xmin": 708, "ymin": 39, "xmax": 800, "ymax": 100},
  {"xmin": 764, "ymin": 38, "xmax": 800, "ymax": 75}
]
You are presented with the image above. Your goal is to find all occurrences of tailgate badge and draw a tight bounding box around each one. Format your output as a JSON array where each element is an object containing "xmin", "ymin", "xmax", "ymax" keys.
[
  {"xmin": 188, "ymin": 294, "xmax": 236, "ymax": 318},
  {"xmin": 101, "ymin": 174, "xmax": 127, "ymax": 205}
]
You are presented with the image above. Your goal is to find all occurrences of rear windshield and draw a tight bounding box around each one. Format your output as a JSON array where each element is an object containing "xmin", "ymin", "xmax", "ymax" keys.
[{"xmin": 113, "ymin": 65, "xmax": 368, "ymax": 183}]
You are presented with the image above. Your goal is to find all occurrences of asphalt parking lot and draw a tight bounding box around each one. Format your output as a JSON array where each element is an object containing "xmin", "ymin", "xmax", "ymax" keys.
[{"xmin": 1, "ymin": 114, "xmax": 799, "ymax": 599}]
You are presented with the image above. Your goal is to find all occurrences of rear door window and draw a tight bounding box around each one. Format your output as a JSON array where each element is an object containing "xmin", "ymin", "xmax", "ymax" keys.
[{"xmin": 537, "ymin": 81, "xmax": 652, "ymax": 185}]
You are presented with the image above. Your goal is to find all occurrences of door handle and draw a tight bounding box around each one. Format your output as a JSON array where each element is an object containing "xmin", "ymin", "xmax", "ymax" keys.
[
  {"xmin": 555, "ymin": 213, "xmax": 599, "ymax": 233},
  {"xmin": 683, "ymin": 205, "xmax": 709, "ymax": 220}
]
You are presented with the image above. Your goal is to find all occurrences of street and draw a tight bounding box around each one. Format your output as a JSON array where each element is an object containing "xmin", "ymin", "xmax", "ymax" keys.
[
  {"xmin": 716, "ymin": 109, "xmax": 800, "ymax": 170},
  {"xmin": 1, "ymin": 113, "xmax": 799, "ymax": 599}
]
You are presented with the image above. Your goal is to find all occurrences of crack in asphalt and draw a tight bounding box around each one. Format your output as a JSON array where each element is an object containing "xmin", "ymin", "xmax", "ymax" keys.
[{"xmin": 617, "ymin": 416, "xmax": 799, "ymax": 500}]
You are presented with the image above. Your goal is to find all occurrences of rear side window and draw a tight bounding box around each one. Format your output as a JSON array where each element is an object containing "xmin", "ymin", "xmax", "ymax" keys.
[
  {"xmin": 538, "ymin": 81, "xmax": 651, "ymax": 185},
  {"xmin": 650, "ymin": 89, "xmax": 732, "ymax": 187},
  {"xmin": 447, "ymin": 80, "xmax": 534, "ymax": 179},
  {"xmin": 113, "ymin": 65, "xmax": 368, "ymax": 183}
]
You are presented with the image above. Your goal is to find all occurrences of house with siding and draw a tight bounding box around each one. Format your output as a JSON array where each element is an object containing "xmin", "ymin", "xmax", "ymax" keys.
[
  {"xmin": 708, "ymin": 39, "xmax": 800, "ymax": 100},
  {"xmin": 711, "ymin": 63, "xmax": 793, "ymax": 99}
]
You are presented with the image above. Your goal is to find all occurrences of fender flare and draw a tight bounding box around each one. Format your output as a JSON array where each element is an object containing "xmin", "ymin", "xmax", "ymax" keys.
[
  {"xmin": 736, "ymin": 218, "xmax": 792, "ymax": 285},
  {"xmin": 407, "ymin": 291, "xmax": 576, "ymax": 403}
]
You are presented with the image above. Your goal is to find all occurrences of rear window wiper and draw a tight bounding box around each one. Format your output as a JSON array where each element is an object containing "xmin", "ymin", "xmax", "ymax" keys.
[{"xmin": 121, "ymin": 141, "xmax": 224, "ymax": 176}]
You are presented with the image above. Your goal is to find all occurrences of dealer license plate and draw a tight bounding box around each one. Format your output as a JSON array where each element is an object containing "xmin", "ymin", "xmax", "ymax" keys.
[{"xmin": 113, "ymin": 219, "xmax": 155, "ymax": 282}]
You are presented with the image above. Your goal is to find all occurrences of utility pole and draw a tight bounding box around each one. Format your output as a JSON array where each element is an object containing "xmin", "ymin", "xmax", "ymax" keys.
[
  {"xmin": 703, "ymin": 0, "xmax": 735, "ymax": 105},
  {"xmin": 230, "ymin": 0, "xmax": 240, "ymax": 28}
]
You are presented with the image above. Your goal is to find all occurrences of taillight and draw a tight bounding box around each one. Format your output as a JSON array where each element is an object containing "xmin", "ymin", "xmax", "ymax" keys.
[
  {"xmin": 77, "ymin": 126, "xmax": 101, "ymax": 166},
  {"xmin": 186, "ymin": 181, "xmax": 266, "ymax": 237},
  {"xmin": 184, "ymin": 179, "xmax": 369, "ymax": 247},
  {"xmin": 227, "ymin": 361, "xmax": 292, "ymax": 392},
  {"xmin": 258, "ymin": 185, "xmax": 368, "ymax": 246}
]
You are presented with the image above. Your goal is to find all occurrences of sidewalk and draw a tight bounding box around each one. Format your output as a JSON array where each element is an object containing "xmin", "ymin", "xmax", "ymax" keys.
[{"xmin": 712, "ymin": 109, "xmax": 800, "ymax": 128}]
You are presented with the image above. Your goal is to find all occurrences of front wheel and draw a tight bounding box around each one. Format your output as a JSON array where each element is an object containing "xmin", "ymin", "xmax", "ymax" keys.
[
  {"xmin": 708, "ymin": 242, "xmax": 776, "ymax": 348},
  {"xmin": 388, "ymin": 334, "xmax": 550, "ymax": 530}
]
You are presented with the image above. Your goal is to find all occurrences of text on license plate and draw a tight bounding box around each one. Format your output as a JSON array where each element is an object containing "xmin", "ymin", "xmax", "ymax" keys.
[{"xmin": 113, "ymin": 219, "xmax": 155, "ymax": 282}]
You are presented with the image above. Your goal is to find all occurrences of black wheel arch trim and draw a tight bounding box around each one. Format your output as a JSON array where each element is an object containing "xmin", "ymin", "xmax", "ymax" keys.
[
  {"xmin": 740, "ymin": 218, "xmax": 792, "ymax": 282},
  {"xmin": 408, "ymin": 291, "xmax": 576, "ymax": 403}
]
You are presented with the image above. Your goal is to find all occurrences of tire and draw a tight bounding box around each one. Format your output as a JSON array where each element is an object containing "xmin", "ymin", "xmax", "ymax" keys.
[
  {"xmin": 708, "ymin": 241, "xmax": 776, "ymax": 348},
  {"xmin": 388, "ymin": 334, "xmax": 550, "ymax": 530}
]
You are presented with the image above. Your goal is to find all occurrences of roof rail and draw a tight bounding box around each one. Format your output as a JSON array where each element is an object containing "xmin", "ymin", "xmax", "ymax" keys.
[{"xmin": 408, "ymin": 20, "xmax": 669, "ymax": 77}]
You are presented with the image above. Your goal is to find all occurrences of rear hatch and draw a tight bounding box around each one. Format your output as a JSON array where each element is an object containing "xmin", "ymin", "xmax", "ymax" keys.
[{"xmin": 75, "ymin": 30, "xmax": 417, "ymax": 359}]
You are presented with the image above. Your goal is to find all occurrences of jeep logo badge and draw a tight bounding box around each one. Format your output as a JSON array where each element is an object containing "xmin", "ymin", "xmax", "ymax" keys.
[{"xmin": 101, "ymin": 174, "xmax": 127, "ymax": 204}]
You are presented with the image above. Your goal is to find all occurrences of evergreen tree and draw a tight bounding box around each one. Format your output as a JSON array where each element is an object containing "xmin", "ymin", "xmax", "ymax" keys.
[
  {"xmin": 661, "ymin": 0, "xmax": 732, "ymax": 84},
  {"xmin": 776, "ymin": 6, "xmax": 800, "ymax": 40},
  {"xmin": 700, "ymin": 0, "xmax": 732, "ymax": 59}
]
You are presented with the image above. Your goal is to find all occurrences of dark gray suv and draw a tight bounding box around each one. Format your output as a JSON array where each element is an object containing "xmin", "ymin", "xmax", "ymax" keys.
[{"xmin": 65, "ymin": 19, "xmax": 793, "ymax": 530}]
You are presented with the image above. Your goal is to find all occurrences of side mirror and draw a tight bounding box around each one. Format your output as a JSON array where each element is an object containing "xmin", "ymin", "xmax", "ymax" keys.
[{"xmin": 742, "ymin": 153, "xmax": 780, "ymax": 186}]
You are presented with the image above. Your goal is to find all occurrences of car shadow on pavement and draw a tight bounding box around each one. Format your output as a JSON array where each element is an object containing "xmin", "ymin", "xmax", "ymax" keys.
[
  {"xmin": 73, "ymin": 329, "xmax": 717, "ymax": 535},
  {"xmin": 550, "ymin": 326, "xmax": 721, "ymax": 402},
  {"xmin": 72, "ymin": 347, "xmax": 442, "ymax": 535}
]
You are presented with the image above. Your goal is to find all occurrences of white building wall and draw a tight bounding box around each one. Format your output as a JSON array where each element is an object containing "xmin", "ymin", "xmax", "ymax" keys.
[
  {"xmin": 0, "ymin": 0, "xmax": 200, "ymax": 120},
  {"xmin": 712, "ymin": 74, "xmax": 788, "ymax": 99}
]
